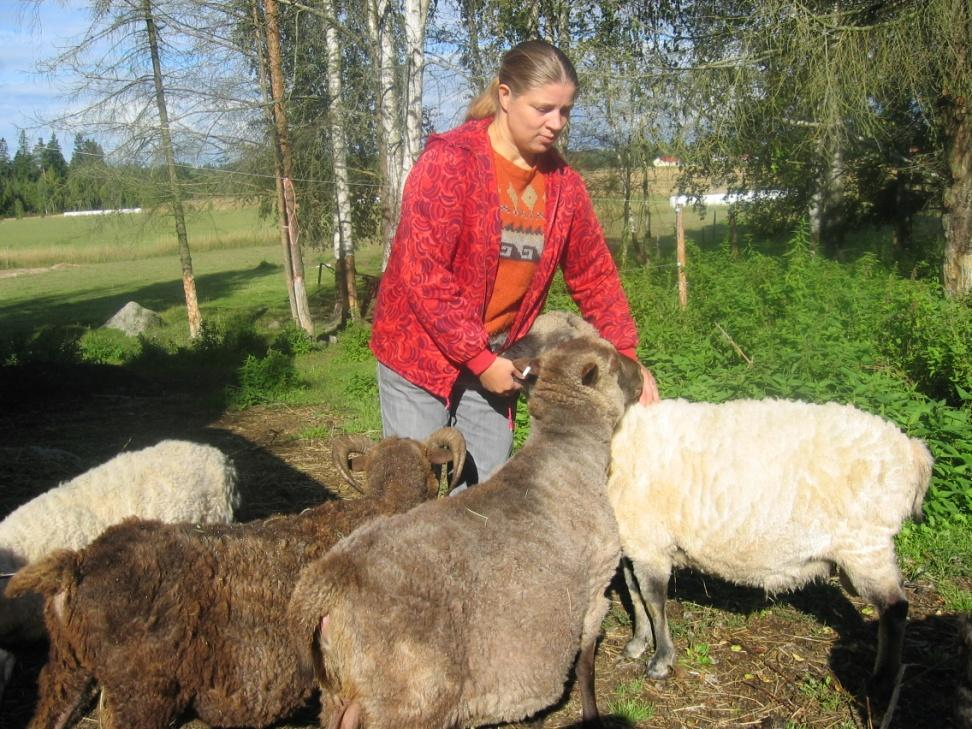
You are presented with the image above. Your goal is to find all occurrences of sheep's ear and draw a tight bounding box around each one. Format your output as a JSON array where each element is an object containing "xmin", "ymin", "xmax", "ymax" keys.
[
  {"xmin": 580, "ymin": 361, "xmax": 600, "ymax": 387},
  {"xmin": 348, "ymin": 453, "xmax": 369, "ymax": 472}
]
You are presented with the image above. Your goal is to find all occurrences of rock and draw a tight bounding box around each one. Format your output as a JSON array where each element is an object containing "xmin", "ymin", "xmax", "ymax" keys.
[{"xmin": 103, "ymin": 301, "xmax": 163, "ymax": 336}]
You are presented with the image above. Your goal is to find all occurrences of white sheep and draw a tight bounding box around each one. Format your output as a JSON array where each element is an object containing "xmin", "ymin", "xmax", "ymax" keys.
[
  {"xmin": 1, "ymin": 439, "xmax": 238, "ymax": 650},
  {"xmin": 607, "ymin": 398, "xmax": 933, "ymax": 696}
]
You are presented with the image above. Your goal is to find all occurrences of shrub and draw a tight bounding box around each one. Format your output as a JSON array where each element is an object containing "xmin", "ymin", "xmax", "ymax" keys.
[
  {"xmin": 78, "ymin": 328, "xmax": 142, "ymax": 365},
  {"xmin": 228, "ymin": 349, "xmax": 300, "ymax": 408}
]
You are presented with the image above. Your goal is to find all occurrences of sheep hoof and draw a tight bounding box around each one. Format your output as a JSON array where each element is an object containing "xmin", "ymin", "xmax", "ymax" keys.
[
  {"xmin": 866, "ymin": 668, "xmax": 900, "ymax": 707},
  {"xmin": 622, "ymin": 638, "xmax": 648, "ymax": 659},
  {"xmin": 645, "ymin": 657, "xmax": 673, "ymax": 680}
]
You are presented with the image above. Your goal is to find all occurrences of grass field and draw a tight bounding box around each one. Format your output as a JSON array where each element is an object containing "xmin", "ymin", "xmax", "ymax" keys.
[{"xmin": 0, "ymin": 203, "xmax": 280, "ymax": 269}]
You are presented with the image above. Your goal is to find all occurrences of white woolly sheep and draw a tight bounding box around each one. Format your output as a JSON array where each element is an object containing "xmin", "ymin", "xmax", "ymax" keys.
[
  {"xmin": 607, "ymin": 398, "xmax": 933, "ymax": 696},
  {"xmin": 0, "ymin": 438, "xmax": 238, "ymax": 700},
  {"xmin": 6, "ymin": 429, "xmax": 464, "ymax": 729},
  {"xmin": 0, "ymin": 439, "xmax": 239, "ymax": 646},
  {"xmin": 288, "ymin": 336, "xmax": 644, "ymax": 729}
]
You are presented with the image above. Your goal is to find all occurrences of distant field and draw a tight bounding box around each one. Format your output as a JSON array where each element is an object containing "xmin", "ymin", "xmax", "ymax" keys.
[{"xmin": 0, "ymin": 204, "xmax": 279, "ymax": 269}]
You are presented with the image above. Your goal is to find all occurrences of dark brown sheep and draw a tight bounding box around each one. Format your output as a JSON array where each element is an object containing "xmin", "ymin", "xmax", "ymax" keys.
[
  {"xmin": 288, "ymin": 336, "xmax": 643, "ymax": 729},
  {"xmin": 5, "ymin": 429, "xmax": 465, "ymax": 729}
]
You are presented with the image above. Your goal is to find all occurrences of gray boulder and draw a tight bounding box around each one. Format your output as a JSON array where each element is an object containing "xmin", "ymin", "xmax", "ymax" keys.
[{"xmin": 103, "ymin": 301, "xmax": 162, "ymax": 336}]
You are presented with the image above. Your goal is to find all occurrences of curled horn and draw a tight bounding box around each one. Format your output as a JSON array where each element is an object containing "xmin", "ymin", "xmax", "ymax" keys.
[
  {"xmin": 424, "ymin": 427, "xmax": 467, "ymax": 490},
  {"xmin": 330, "ymin": 434, "xmax": 377, "ymax": 494}
]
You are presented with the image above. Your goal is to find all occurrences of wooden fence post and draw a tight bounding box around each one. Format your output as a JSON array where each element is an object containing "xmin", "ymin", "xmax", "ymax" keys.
[{"xmin": 676, "ymin": 204, "xmax": 688, "ymax": 308}]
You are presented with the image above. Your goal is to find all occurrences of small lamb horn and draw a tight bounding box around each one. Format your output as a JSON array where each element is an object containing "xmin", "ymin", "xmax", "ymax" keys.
[
  {"xmin": 424, "ymin": 427, "xmax": 467, "ymax": 491},
  {"xmin": 330, "ymin": 435, "xmax": 377, "ymax": 494}
]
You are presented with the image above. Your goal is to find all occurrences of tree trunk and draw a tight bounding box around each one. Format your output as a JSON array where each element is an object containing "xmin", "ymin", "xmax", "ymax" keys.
[
  {"xmin": 142, "ymin": 0, "xmax": 202, "ymax": 338},
  {"xmin": 942, "ymin": 98, "xmax": 972, "ymax": 298},
  {"xmin": 401, "ymin": 0, "xmax": 430, "ymax": 188},
  {"xmin": 368, "ymin": 0, "xmax": 405, "ymax": 269},
  {"xmin": 323, "ymin": 0, "xmax": 359, "ymax": 322},
  {"xmin": 264, "ymin": 0, "xmax": 314, "ymax": 334},
  {"xmin": 251, "ymin": 0, "xmax": 298, "ymax": 321}
]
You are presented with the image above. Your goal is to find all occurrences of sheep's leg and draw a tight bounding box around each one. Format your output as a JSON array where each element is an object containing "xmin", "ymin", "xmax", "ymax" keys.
[
  {"xmin": 839, "ymin": 552, "xmax": 909, "ymax": 698},
  {"xmin": 29, "ymin": 645, "xmax": 97, "ymax": 729},
  {"xmin": 577, "ymin": 635, "xmax": 599, "ymax": 722},
  {"xmin": 621, "ymin": 558, "xmax": 651, "ymax": 659},
  {"xmin": 630, "ymin": 560, "xmax": 675, "ymax": 680}
]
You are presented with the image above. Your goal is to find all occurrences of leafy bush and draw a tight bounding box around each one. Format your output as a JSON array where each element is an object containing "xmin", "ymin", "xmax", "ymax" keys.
[
  {"xmin": 334, "ymin": 322, "xmax": 374, "ymax": 363},
  {"xmin": 271, "ymin": 325, "xmax": 317, "ymax": 356},
  {"xmin": 228, "ymin": 349, "xmax": 300, "ymax": 408},
  {"xmin": 78, "ymin": 328, "xmax": 143, "ymax": 365}
]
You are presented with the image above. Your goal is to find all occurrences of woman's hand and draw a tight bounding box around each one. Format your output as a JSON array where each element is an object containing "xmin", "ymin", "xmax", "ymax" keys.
[
  {"xmin": 639, "ymin": 365, "xmax": 660, "ymax": 405},
  {"xmin": 478, "ymin": 356, "xmax": 523, "ymax": 397}
]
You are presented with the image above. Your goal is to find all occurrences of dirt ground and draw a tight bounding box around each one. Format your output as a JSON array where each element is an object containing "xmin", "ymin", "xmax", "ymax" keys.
[{"xmin": 0, "ymin": 364, "xmax": 968, "ymax": 729}]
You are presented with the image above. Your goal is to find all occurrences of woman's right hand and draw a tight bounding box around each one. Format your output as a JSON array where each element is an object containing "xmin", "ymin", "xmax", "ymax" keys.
[{"xmin": 478, "ymin": 357, "xmax": 523, "ymax": 397}]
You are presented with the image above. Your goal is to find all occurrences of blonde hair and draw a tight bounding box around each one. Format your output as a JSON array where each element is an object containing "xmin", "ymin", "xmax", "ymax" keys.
[{"xmin": 465, "ymin": 40, "xmax": 579, "ymax": 121}]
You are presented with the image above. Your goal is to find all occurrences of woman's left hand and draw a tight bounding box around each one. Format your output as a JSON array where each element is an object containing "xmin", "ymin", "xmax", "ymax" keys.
[{"xmin": 639, "ymin": 365, "xmax": 660, "ymax": 406}]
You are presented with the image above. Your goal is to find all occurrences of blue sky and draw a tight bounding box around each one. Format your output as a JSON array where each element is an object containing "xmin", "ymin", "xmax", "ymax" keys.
[{"xmin": 0, "ymin": 1, "xmax": 91, "ymax": 159}]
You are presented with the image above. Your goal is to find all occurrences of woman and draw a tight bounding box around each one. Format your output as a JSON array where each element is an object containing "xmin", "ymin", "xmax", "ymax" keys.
[{"xmin": 370, "ymin": 39, "xmax": 658, "ymax": 489}]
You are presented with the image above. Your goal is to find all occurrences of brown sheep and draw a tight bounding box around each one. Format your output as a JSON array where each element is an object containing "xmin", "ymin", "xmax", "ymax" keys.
[
  {"xmin": 5, "ymin": 429, "xmax": 465, "ymax": 729},
  {"xmin": 288, "ymin": 336, "xmax": 643, "ymax": 729}
]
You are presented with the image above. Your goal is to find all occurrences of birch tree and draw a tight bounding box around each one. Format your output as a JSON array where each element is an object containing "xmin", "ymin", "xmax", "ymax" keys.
[{"xmin": 322, "ymin": 0, "xmax": 359, "ymax": 322}]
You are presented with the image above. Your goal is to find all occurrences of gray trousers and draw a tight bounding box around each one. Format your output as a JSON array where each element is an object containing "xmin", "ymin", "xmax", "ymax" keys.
[{"xmin": 377, "ymin": 363, "xmax": 516, "ymax": 492}]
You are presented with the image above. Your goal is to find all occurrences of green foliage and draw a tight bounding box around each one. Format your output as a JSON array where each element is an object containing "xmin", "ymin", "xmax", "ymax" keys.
[
  {"xmin": 333, "ymin": 322, "xmax": 375, "ymax": 363},
  {"xmin": 897, "ymin": 520, "xmax": 972, "ymax": 612},
  {"xmin": 798, "ymin": 674, "xmax": 850, "ymax": 712},
  {"xmin": 607, "ymin": 679, "xmax": 655, "ymax": 722},
  {"xmin": 271, "ymin": 325, "xmax": 317, "ymax": 356},
  {"xmin": 78, "ymin": 328, "xmax": 143, "ymax": 364},
  {"xmin": 228, "ymin": 349, "xmax": 301, "ymax": 408},
  {"xmin": 0, "ymin": 325, "xmax": 83, "ymax": 366},
  {"xmin": 681, "ymin": 642, "xmax": 714, "ymax": 668}
]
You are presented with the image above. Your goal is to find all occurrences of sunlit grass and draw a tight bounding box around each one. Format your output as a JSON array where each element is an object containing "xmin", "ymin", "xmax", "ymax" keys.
[{"xmin": 0, "ymin": 204, "xmax": 278, "ymax": 269}]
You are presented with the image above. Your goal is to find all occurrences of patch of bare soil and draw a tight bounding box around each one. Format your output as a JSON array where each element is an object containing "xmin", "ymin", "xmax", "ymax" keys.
[
  {"xmin": 0, "ymin": 374, "xmax": 966, "ymax": 729},
  {"xmin": 0, "ymin": 263, "xmax": 82, "ymax": 280}
]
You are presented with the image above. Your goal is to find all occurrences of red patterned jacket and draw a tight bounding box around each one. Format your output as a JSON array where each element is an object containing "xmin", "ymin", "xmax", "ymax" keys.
[{"xmin": 369, "ymin": 117, "xmax": 639, "ymax": 400}]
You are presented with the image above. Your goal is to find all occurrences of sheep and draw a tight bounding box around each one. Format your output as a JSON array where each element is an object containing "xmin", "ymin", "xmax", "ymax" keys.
[
  {"xmin": 606, "ymin": 398, "xmax": 933, "ymax": 696},
  {"xmin": 500, "ymin": 309, "xmax": 598, "ymax": 361},
  {"xmin": 0, "ymin": 439, "xmax": 239, "ymax": 699},
  {"xmin": 288, "ymin": 335, "xmax": 644, "ymax": 729},
  {"xmin": 5, "ymin": 429, "xmax": 465, "ymax": 729}
]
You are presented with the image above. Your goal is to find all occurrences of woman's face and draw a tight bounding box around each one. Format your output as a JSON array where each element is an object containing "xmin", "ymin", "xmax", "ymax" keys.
[{"xmin": 498, "ymin": 80, "xmax": 576, "ymax": 163}]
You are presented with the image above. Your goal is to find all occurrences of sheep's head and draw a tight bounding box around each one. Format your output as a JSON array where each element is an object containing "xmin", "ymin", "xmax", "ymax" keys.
[
  {"xmin": 331, "ymin": 428, "xmax": 466, "ymax": 499},
  {"xmin": 514, "ymin": 336, "xmax": 642, "ymax": 428},
  {"xmin": 502, "ymin": 310, "xmax": 598, "ymax": 361}
]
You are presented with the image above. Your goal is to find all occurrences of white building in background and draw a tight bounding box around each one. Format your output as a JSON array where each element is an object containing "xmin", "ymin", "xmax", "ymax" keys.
[{"xmin": 63, "ymin": 208, "xmax": 143, "ymax": 217}]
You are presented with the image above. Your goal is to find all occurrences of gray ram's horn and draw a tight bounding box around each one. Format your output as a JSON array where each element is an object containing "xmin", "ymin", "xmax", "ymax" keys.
[
  {"xmin": 425, "ymin": 427, "xmax": 467, "ymax": 490},
  {"xmin": 330, "ymin": 435, "xmax": 377, "ymax": 494}
]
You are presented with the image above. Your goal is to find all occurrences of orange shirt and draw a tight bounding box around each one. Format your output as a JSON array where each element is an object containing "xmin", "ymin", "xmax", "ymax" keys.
[{"xmin": 484, "ymin": 150, "xmax": 546, "ymax": 337}]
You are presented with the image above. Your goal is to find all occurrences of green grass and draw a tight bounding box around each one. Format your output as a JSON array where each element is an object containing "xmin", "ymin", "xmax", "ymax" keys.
[
  {"xmin": 607, "ymin": 679, "xmax": 655, "ymax": 723},
  {"xmin": 0, "ymin": 204, "xmax": 278, "ymax": 269}
]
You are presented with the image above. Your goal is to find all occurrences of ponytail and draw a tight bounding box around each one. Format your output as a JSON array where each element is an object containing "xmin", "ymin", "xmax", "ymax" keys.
[{"xmin": 465, "ymin": 78, "xmax": 500, "ymax": 120}]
